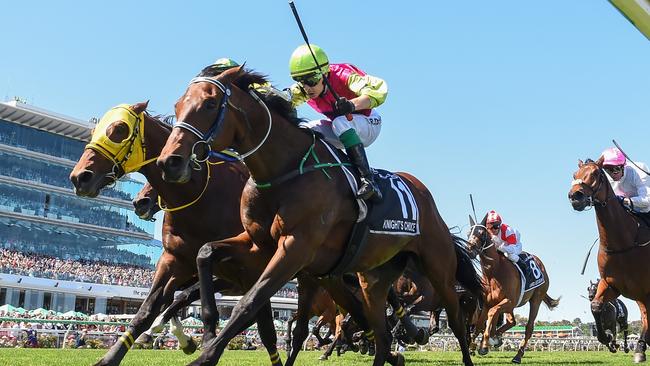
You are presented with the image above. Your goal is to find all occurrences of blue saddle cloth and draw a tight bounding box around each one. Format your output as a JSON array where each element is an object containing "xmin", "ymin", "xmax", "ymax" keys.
[
  {"xmin": 516, "ymin": 252, "xmax": 545, "ymax": 292},
  {"xmin": 366, "ymin": 169, "xmax": 420, "ymax": 236}
]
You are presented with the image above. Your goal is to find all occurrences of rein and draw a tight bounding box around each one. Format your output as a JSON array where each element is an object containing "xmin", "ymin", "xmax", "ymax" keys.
[
  {"xmin": 468, "ymin": 224, "xmax": 495, "ymax": 255},
  {"xmin": 254, "ymin": 130, "xmax": 351, "ymax": 189},
  {"xmin": 157, "ymin": 160, "xmax": 216, "ymax": 212}
]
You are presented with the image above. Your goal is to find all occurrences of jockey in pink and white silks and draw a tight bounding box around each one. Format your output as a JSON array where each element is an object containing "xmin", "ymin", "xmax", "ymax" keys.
[
  {"xmin": 601, "ymin": 147, "xmax": 650, "ymax": 213},
  {"xmin": 287, "ymin": 44, "xmax": 387, "ymax": 201},
  {"xmin": 486, "ymin": 210, "xmax": 523, "ymax": 263}
]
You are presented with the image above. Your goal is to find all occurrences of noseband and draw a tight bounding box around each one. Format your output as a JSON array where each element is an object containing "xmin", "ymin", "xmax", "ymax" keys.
[
  {"xmin": 468, "ymin": 224, "xmax": 494, "ymax": 255},
  {"xmin": 173, "ymin": 76, "xmax": 272, "ymax": 164}
]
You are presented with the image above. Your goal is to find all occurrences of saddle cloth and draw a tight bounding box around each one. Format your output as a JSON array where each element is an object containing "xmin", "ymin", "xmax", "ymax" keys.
[
  {"xmin": 514, "ymin": 252, "xmax": 546, "ymax": 306},
  {"xmin": 321, "ymin": 142, "xmax": 420, "ymax": 236}
]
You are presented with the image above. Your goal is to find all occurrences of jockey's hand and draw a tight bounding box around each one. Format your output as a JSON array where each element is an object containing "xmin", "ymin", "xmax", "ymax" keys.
[
  {"xmin": 623, "ymin": 197, "xmax": 633, "ymax": 209},
  {"xmin": 334, "ymin": 97, "xmax": 355, "ymax": 116}
]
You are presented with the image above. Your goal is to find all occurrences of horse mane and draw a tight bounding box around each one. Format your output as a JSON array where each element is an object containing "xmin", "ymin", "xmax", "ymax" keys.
[
  {"xmin": 144, "ymin": 111, "xmax": 174, "ymax": 132},
  {"xmin": 197, "ymin": 65, "xmax": 304, "ymax": 127}
]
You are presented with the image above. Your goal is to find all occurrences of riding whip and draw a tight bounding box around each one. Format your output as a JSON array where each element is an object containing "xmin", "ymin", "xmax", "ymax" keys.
[
  {"xmin": 580, "ymin": 237, "xmax": 599, "ymax": 275},
  {"xmin": 469, "ymin": 194, "xmax": 478, "ymax": 224},
  {"xmin": 288, "ymin": 0, "xmax": 353, "ymax": 121},
  {"xmin": 612, "ymin": 139, "xmax": 650, "ymax": 176}
]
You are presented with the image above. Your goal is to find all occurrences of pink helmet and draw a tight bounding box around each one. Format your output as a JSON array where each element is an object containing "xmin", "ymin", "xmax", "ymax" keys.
[
  {"xmin": 601, "ymin": 147, "xmax": 625, "ymax": 166},
  {"xmin": 486, "ymin": 210, "xmax": 502, "ymax": 225}
]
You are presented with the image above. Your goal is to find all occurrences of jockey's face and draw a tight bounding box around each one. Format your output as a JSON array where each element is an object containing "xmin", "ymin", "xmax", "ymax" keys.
[
  {"xmin": 604, "ymin": 165, "xmax": 624, "ymax": 181},
  {"xmin": 301, "ymin": 76, "xmax": 325, "ymax": 99},
  {"xmin": 487, "ymin": 223, "xmax": 500, "ymax": 236}
]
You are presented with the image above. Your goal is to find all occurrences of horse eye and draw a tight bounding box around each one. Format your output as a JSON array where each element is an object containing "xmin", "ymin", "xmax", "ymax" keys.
[{"xmin": 203, "ymin": 99, "xmax": 218, "ymax": 110}]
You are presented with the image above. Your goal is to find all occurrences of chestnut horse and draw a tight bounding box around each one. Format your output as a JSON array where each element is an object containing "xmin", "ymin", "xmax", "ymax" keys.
[
  {"xmin": 70, "ymin": 103, "xmax": 285, "ymax": 366},
  {"xmin": 587, "ymin": 279, "xmax": 630, "ymax": 353},
  {"xmin": 467, "ymin": 214, "xmax": 559, "ymax": 363},
  {"xmin": 569, "ymin": 157, "xmax": 650, "ymax": 363},
  {"xmin": 157, "ymin": 66, "xmax": 484, "ymax": 366}
]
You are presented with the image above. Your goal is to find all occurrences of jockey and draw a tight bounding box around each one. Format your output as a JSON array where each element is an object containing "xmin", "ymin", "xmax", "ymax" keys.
[
  {"xmin": 287, "ymin": 44, "xmax": 387, "ymax": 201},
  {"xmin": 485, "ymin": 210, "xmax": 523, "ymax": 264},
  {"xmin": 601, "ymin": 147, "xmax": 650, "ymax": 213}
]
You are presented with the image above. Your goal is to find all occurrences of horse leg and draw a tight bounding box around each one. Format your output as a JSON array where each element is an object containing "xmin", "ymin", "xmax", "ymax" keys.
[
  {"xmin": 493, "ymin": 311, "xmax": 516, "ymax": 348},
  {"xmin": 285, "ymin": 275, "xmax": 319, "ymax": 366},
  {"xmin": 387, "ymin": 287, "xmax": 427, "ymax": 345},
  {"xmin": 94, "ymin": 253, "xmax": 183, "ymax": 366},
  {"xmin": 320, "ymin": 331, "xmax": 340, "ymax": 361},
  {"xmin": 592, "ymin": 280, "xmax": 619, "ymax": 348},
  {"xmin": 358, "ymin": 263, "xmax": 407, "ymax": 366},
  {"xmin": 313, "ymin": 316, "xmax": 327, "ymax": 347},
  {"xmin": 634, "ymin": 299, "xmax": 649, "ymax": 363},
  {"xmin": 469, "ymin": 306, "xmax": 487, "ymax": 355},
  {"xmin": 621, "ymin": 315, "xmax": 630, "ymax": 353},
  {"xmin": 189, "ymin": 234, "xmax": 309, "ymax": 366},
  {"xmin": 430, "ymin": 308, "xmax": 442, "ymax": 334},
  {"xmin": 512, "ymin": 299, "xmax": 541, "ymax": 364},
  {"xmin": 479, "ymin": 299, "xmax": 508, "ymax": 355},
  {"xmin": 285, "ymin": 314, "xmax": 296, "ymax": 354},
  {"xmin": 170, "ymin": 316, "xmax": 196, "ymax": 354},
  {"xmin": 256, "ymin": 302, "xmax": 283, "ymax": 366}
]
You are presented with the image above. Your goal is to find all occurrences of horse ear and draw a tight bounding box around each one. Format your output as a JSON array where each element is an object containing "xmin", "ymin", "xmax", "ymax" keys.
[
  {"xmin": 132, "ymin": 100, "xmax": 149, "ymax": 114},
  {"xmin": 469, "ymin": 215, "xmax": 476, "ymax": 227},
  {"xmin": 596, "ymin": 156, "xmax": 604, "ymax": 168},
  {"xmin": 578, "ymin": 159, "xmax": 584, "ymax": 167}
]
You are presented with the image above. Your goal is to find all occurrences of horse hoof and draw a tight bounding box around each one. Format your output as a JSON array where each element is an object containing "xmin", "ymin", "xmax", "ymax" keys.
[
  {"xmin": 393, "ymin": 352, "xmax": 405, "ymax": 366},
  {"xmin": 634, "ymin": 352, "xmax": 647, "ymax": 363},
  {"xmin": 415, "ymin": 329, "xmax": 429, "ymax": 345},
  {"xmin": 511, "ymin": 355, "xmax": 522, "ymax": 364},
  {"xmin": 625, "ymin": 347, "xmax": 631, "ymax": 354},
  {"xmin": 478, "ymin": 347, "xmax": 489, "ymax": 356},
  {"xmin": 319, "ymin": 355, "xmax": 328, "ymax": 361},
  {"xmin": 182, "ymin": 339, "xmax": 198, "ymax": 355},
  {"xmin": 135, "ymin": 333, "xmax": 153, "ymax": 346}
]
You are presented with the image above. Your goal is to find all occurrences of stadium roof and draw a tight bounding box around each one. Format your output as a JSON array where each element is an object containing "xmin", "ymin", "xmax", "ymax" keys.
[{"xmin": 0, "ymin": 100, "xmax": 91, "ymax": 141}]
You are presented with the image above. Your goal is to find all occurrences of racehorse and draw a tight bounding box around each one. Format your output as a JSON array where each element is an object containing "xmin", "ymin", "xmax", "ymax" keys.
[
  {"xmin": 132, "ymin": 182, "xmax": 161, "ymax": 221},
  {"xmin": 588, "ymin": 279, "xmax": 630, "ymax": 353},
  {"xmin": 569, "ymin": 157, "xmax": 650, "ymax": 362},
  {"xmin": 70, "ymin": 103, "xmax": 285, "ymax": 366},
  {"xmin": 157, "ymin": 66, "xmax": 484, "ymax": 366},
  {"xmin": 467, "ymin": 214, "xmax": 559, "ymax": 363}
]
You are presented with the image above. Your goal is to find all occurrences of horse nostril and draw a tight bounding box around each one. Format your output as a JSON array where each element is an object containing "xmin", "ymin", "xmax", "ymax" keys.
[
  {"xmin": 77, "ymin": 170, "xmax": 94, "ymax": 185},
  {"xmin": 570, "ymin": 191, "xmax": 584, "ymax": 201},
  {"xmin": 133, "ymin": 197, "xmax": 151, "ymax": 210}
]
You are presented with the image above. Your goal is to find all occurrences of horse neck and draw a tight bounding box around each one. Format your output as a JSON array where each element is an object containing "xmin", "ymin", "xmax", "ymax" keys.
[
  {"xmin": 594, "ymin": 180, "xmax": 638, "ymax": 252},
  {"xmin": 479, "ymin": 245, "xmax": 503, "ymax": 278},
  {"xmin": 139, "ymin": 117, "xmax": 208, "ymax": 212},
  {"xmin": 233, "ymin": 105, "xmax": 312, "ymax": 184}
]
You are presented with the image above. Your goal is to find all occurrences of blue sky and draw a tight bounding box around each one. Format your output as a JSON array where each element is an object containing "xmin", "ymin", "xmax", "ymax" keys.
[{"xmin": 2, "ymin": 1, "xmax": 648, "ymax": 322}]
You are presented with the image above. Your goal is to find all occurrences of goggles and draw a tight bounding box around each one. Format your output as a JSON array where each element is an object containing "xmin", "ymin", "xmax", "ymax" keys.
[
  {"xmin": 604, "ymin": 165, "xmax": 624, "ymax": 175},
  {"xmin": 294, "ymin": 73, "xmax": 322, "ymax": 87}
]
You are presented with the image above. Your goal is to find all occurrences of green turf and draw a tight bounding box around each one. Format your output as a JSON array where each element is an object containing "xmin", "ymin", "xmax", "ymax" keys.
[{"xmin": 0, "ymin": 349, "xmax": 638, "ymax": 365}]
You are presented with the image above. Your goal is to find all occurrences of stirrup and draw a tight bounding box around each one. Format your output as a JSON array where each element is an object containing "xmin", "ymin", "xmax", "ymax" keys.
[{"xmin": 357, "ymin": 179, "xmax": 382, "ymax": 201}]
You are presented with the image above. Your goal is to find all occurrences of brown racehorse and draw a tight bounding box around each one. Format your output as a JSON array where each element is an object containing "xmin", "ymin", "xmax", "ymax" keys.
[
  {"xmin": 70, "ymin": 103, "xmax": 285, "ymax": 366},
  {"xmin": 157, "ymin": 66, "xmax": 484, "ymax": 366},
  {"xmin": 569, "ymin": 157, "xmax": 650, "ymax": 363},
  {"xmin": 467, "ymin": 214, "xmax": 559, "ymax": 364}
]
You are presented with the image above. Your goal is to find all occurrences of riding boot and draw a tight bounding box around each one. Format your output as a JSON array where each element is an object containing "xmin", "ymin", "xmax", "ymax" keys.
[
  {"xmin": 346, "ymin": 143, "xmax": 382, "ymax": 202},
  {"xmin": 516, "ymin": 257, "xmax": 529, "ymax": 279}
]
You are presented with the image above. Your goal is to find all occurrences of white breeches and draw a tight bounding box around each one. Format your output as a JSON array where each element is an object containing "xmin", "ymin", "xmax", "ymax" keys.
[{"xmin": 299, "ymin": 110, "xmax": 382, "ymax": 149}]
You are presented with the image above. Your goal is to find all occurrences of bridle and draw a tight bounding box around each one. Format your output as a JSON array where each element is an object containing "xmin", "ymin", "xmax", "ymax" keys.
[
  {"xmin": 468, "ymin": 224, "xmax": 494, "ymax": 256},
  {"xmin": 571, "ymin": 164, "xmax": 612, "ymax": 208},
  {"xmin": 173, "ymin": 76, "xmax": 272, "ymax": 165}
]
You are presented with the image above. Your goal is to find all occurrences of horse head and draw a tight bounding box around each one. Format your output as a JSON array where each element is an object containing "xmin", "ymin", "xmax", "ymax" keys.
[
  {"xmin": 568, "ymin": 157, "xmax": 609, "ymax": 211},
  {"xmin": 587, "ymin": 279, "xmax": 598, "ymax": 301},
  {"xmin": 70, "ymin": 101, "xmax": 149, "ymax": 197},
  {"xmin": 158, "ymin": 65, "xmax": 265, "ymax": 183},
  {"xmin": 133, "ymin": 183, "xmax": 161, "ymax": 221},
  {"xmin": 467, "ymin": 213, "xmax": 492, "ymax": 259}
]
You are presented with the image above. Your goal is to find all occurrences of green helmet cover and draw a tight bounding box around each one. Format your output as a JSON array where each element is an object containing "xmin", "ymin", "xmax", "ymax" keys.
[{"xmin": 289, "ymin": 44, "xmax": 329, "ymax": 78}]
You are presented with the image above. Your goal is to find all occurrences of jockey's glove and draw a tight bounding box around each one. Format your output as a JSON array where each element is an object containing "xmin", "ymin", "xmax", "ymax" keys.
[{"xmin": 334, "ymin": 97, "xmax": 356, "ymax": 116}]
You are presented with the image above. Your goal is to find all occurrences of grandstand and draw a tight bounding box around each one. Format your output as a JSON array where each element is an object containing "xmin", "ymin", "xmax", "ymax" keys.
[{"xmin": 0, "ymin": 100, "xmax": 159, "ymax": 315}]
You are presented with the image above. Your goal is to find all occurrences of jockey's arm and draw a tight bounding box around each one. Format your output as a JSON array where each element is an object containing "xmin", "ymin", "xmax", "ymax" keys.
[
  {"xmin": 631, "ymin": 169, "xmax": 650, "ymax": 211},
  {"xmin": 347, "ymin": 73, "xmax": 388, "ymax": 109}
]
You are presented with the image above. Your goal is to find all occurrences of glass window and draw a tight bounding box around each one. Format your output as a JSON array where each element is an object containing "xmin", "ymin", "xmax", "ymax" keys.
[{"xmin": 0, "ymin": 119, "xmax": 86, "ymax": 161}]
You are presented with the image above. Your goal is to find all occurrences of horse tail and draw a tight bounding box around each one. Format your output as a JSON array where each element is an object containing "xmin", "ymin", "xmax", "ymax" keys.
[
  {"xmin": 543, "ymin": 294, "xmax": 561, "ymax": 310},
  {"xmin": 452, "ymin": 235, "xmax": 486, "ymax": 306}
]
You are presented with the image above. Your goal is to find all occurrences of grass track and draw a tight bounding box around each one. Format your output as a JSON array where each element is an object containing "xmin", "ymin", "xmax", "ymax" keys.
[{"xmin": 0, "ymin": 349, "xmax": 637, "ymax": 366}]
